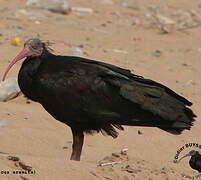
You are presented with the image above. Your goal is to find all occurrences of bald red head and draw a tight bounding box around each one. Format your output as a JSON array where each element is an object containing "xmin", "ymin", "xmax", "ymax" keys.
[{"xmin": 3, "ymin": 39, "xmax": 43, "ymax": 81}]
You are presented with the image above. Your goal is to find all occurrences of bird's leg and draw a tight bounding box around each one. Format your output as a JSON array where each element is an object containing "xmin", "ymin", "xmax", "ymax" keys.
[{"xmin": 70, "ymin": 129, "xmax": 84, "ymax": 161}]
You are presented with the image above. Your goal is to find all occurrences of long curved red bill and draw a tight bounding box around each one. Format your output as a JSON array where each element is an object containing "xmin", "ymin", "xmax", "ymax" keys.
[{"xmin": 2, "ymin": 47, "xmax": 30, "ymax": 81}]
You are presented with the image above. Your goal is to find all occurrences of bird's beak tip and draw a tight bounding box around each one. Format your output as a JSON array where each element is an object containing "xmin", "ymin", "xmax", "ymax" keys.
[{"xmin": 2, "ymin": 47, "xmax": 30, "ymax": 81}]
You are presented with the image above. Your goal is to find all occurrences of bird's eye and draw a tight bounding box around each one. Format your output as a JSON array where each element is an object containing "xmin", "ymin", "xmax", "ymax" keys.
[{"xmin": 31, "ymin": 43, "xmax": 39, "ymax": 50}]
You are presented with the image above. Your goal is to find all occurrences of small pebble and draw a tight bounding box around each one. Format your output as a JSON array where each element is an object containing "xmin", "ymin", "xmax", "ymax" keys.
[
  {"xmin": 152, "ymin": 50, "xmax": 162, "ymax": 57},
  {"xmin": 56, "ymin": 17, "xmax": 66, "ymax": 21},
  {"xmin": 7, "ymin": 156, "xmax": 20, "ymax": 161},
  {"xmin": 123, "ymin": 165, "xmax": 135, "ymax": 173},
  {"xmin": 112, "ymin": 153, "xmax": 120, "ymax": 158},
  {"xmin": 0, "ymin": 120, "xmax": 7, "ymax": 127},
  {"xmin": 78, "ymin": 44, "xmax": 84, "ymax": 48},
  {"xmin": 17, "ymin": 26, "xmax": 25, "ymax": 30},
  {"xmin": 137, "ymin": 130, "xmax": 143, "ymax": 135},
  {"xmin": 19, "ymin": 162, "xmax": 32, "ymax": 171},
  {"xmin": 26, "ymin": 100, "xmax": 31, "ymax": 104},
  {"xmin": 182, "ymin": 63, "xmax": 188, "ymax": 67}
]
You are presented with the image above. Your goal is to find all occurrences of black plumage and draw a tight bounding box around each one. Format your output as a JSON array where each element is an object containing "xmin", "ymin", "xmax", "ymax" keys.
[
  {"xmin": 3, "ymin": 39, "xmax": 196, "ymax": 161},
  {"xmin": 179, "ymin": 150, "xmax": 201, "ymax": 172}
]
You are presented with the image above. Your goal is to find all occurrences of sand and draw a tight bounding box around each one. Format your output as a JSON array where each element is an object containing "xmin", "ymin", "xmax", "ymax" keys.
[{"xmin": 0, "ymin": 0, "xmax": 200, "ymax": 179}]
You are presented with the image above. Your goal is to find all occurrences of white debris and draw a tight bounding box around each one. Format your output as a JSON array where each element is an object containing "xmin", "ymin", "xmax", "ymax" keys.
[
  {"xmin": 144, "ymin": 13, "xmax": 152, "ymax": 20},
  {"xmin": 185, "ymin": 80, "xmax": 195, "ymax": 86},
  {"xmin": 156, "ymin": 14, "xmax": 175, "ymax": 25},
  {"xmin": 15, "ymin": 9, "xmax": 47, "ymax": 18},
  {"xmin": 121, "ymin": 148, "xmax": 128, "ymax": 155},
  {"xmin": 70, "ymin": 47, "xmax": 83, "ymax": 57},
  {"xmin": 121, "ymin": 148, "xmax": 128, "ymax": 153},
  {"xmin": 121, "ymin": 2, "xmax": 128, "ymax": 7},
  {"xmin": 172, "ymin": 9, "xmax": 186, "ymax": 17},
  {"xmin": 99, "ymin": 161, "xmax": 121, "ymax": 167},
  {"xmin": 26, "ymin": 0, "xmax": 70, "ymax": 14},
  {"xmin": 71, "ymin": 7, "xmax": 93, "ymax": 14},
  {"xmin": 112, "ymin": 49, "xmax": 128, "ymax": 54},
  {"xmin": 99, "ymin": 0, "xmax": 113, "ymax": 5},
  {"xmin": 93, "ymin": 28, "xmax": 109, "ymax": 34},
  {"xmin": 0, "ymin": 77, "xmax": 21, "ymax": 102},
  {"xmin": 35, "ymin": 20, "xmax": 41, "ymax": 24}
]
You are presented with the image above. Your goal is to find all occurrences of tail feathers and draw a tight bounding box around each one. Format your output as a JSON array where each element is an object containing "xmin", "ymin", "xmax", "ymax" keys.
[
  {"xmin": 159, "ymin": 121, "xmax": 193, "ymax": 135},
  {"xmin": 159, "ymin": 127, "xmax": 183, "ymax": 135},
  {"xmin": 122, "ymin": 106, "xmax": 196, "ymax": 135},
  {"xmin": 116, "ymin": 79, "xmax": 196, "ymax": 134},
  {"xmin": 84, "ymin": 106, "xmax": 195, "ymax": 138},
  {"xmin": 159, "ymin": 108, "xmax": 196, "ymax": 135}
]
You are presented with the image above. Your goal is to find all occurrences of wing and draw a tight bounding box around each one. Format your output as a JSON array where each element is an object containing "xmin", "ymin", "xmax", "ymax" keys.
[
  {"xmin": 34, "ymin": 56, "xmax": 195, "ymax": 135},
  {"xmin": 77, "ymin": 57, "xmax": 192, "ymax": 106}
]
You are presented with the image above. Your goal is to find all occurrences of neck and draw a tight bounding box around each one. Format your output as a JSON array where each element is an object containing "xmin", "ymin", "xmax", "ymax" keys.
[
  {"xmin": 18, "ymin": 47, "xmax": 54, "ymax": 101},
  {"xmin": 18, "ymin": 56, "xmax": 43, "ymax": 101}
]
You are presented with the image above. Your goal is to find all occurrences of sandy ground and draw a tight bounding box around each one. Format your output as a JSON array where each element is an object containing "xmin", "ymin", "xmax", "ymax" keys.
[{"xmin": 0, "ymin": 0, "xmax": 201, "ymax": 179}]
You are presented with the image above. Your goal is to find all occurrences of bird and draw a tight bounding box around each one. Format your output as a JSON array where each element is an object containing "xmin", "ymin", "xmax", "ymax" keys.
[
  {"xmin": 2, "ymin": 38, "xmax": 196, "ymax": 161},
  {"xmin": 178, "ymin": 150, "xmax": 201, "ymax": 172}
]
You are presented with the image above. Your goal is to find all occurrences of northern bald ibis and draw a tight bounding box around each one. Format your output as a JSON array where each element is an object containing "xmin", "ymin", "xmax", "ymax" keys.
[
  {"xmin": 178, "ymin": 150, "xmax": 201, "ymax": 172},
  {"xmin": 3, "ymin": 39, "xmax": 196, "ymax": 161}
]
